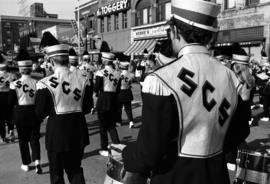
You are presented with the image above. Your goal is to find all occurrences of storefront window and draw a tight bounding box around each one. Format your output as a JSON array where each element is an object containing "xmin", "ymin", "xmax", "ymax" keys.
[
  {"xmin": 135, "ymin": 0, "xmax": 151, "ymax": 26},
  {"xmin": 100, "ymin": 17, "xmax": 104, "ymax": 33},
  {"xmin": 107, "ymin": 16, "xmax": 111, "ymax": 32},
  {"xmin": 157, "ymin": 4, "xmax": 163, "ymax": 22},
  {"xmin": 225, "ymin": 0, "xmax": 236, "ymax": 9},
  {"xmin": 136, "ymin": 11, "xmax": 142, "ymax": 26},
  {"xmin": 148, "ymin": 8, "xmax": 152, "ymax": 23},
  {"xmin": 246, "ymin": 0, "xmax": 259, "ymax": 6},
  {"xmin": 89, "ymin": 20, "xmax": 93, "ymax": 29},
  {"xmin": 156, "ymin": 0, "xmax": 171, "ymax": 22},
  {"xmin": 143, "ymin": 8, "xmax": 148, "ymax": 24},
  {"xmin": 216, "ymin": 0, "xmax": 223, "ymax": 4},
  {"xmin": 114, "ymin": 13, "xmax": 119, "ymax": 30},
  {"xmin": 165, "ymin": 2, "xmax": 171, "ymax": 20},
  {"xmin": 122, "ymin": 11, "xmax": 128, "ymax": 29}
]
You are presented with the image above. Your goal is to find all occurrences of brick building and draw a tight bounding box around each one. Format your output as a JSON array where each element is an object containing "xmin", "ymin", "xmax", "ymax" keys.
[
  {"xmin": 217, "ymin": 0, "xmax": 270, "ymax": 61},
  {"xmin": 0, "ymin": 15, "xmax": 71, "ymax": 53},
  {"xmin": 95, "ymin": 0, "xmax": 132, "ymax": 52}
]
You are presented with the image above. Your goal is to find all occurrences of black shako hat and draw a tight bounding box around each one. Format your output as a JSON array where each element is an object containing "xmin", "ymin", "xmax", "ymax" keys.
[
  {"xmin": 16, "ymin": 49, "xmax": 33, "ymax": 69},
  {"xmin": 69, "ymin": 48, "xmax": 78, "ymax": 64},
  {"xmin": 82, "ymin": 50, "xmax": 90, "ymax": 59},
  {"xmin": 39, "ymin": 31, "xmax": 59, "ymax": 49}
]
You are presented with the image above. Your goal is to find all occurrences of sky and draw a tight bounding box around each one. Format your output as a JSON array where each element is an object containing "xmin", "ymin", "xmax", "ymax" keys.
[{"xmin": 0, "ymin": 0, "xmax": 91, "ymax": 19}]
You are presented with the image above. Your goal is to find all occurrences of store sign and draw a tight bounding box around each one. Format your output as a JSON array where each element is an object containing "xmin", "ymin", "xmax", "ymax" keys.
[
  {"xmin": 97, "ymin": 0, "xmax": 130, "ymax": 17},
  {"xmin": 81, "ymin": 10, "xmax": 90, "ymax": 16},
  {"xmin": 134, "ymin": 25, "xmax": 169, "ymax": 39}
]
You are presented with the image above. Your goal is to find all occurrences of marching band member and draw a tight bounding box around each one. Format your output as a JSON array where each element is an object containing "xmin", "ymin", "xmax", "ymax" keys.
[
  {"xmin": 117, "ymin": 62, "xmax": 134, "ymax": 128},
  {"xmin": 94, "ymin": 52, "xmax": 121, "ymax": 157},
  {"xmin": 226, "ymin": 49, "xmax": 255, "ymax": 169},
  {"xmin": 231, "ymin": 51, "xmax": 255, "ymax": 102},
  {"xmin": 40, "ymin": 56, "xmax": 54, "ymax": 76},
  {"xmin": 8, "ymin": 49, "xmax": 42, "ymax": 174},
  {"xmin": 121, "ymin": 0, "xmax": 250, "ymax": 183},
  {"xmin": 35, "ymin": 32, "xmax": 93, "ymax": 184},
  {"xmin": 79, "ymin": 50, "xmax": 95, "ymax": 81},
  {"xmin": 69, "ymin": 48, "xmax": 84, "ymax": 76},
  {"xmin": 0, "ymin": 53, "xmax": 16, "ymax": 143},
  {"xmin": 260, "ymin": 52, "xmax": 270, "ymax": 121},
  {"xmin": 31, "ymin": 59, "xmax": 46, "ymax": 80},
  {"xmin": 39, "ymin": 32, "xmax": 59, "ymax": 77}
]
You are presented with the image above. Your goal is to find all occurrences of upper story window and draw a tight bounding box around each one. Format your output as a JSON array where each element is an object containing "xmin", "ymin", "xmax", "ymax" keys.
[
  {"xmin": 143, "ymin": 8, "xmax": 148, "ymax": 24},
  {"xmin": 4, "ymin": 22, "xmax": 11, "ymax": 28},
  {"xmin": 114, "ymin": 13, "xmax": 119, "ymax": 30},
  {"xmin": 156, "ymin": 0, "xmax": 171, "ymax": 22},
  {"xmin": 165, "ymin": 2, "xmax": 171, "ymax": 20},
  {"xmin": 89, "ymin": 19, "xmax": 93, "ymax": 29},
  {"xmin": 135, "ymin": 0, "xmax": 151, "ymax": 26},
  {"xmin": 224, "ymin": 0, "xmax": 236, "ymax": 9},
  {"xmin": 246, "ymin": 0, "xmax": 259, "ymax": 6},
  {"xmin": 100, "ymin": 17, "xmax": 104, "ymax": 33},
  {"xmin": 107, "ymin": 16, "xmax": 111, "ymax": 32},
  {"xmin": 122, "ymin": 11, "xmax": 128, "ymax": 29}
]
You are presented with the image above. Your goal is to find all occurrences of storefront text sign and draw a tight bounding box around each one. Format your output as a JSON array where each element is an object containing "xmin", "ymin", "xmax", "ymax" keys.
[
  {"xmin": 134, "ymin": 25, "xmax": 169, "ymax": 39},
  {"xmin": 97, "ymin": 0, "xmax": 130, "ymax": 17}
]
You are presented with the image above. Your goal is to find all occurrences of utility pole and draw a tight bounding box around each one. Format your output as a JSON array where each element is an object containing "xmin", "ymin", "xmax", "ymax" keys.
[{"xmin": 77, "ymin": 0, "xmax": 80, "ymax": 61}]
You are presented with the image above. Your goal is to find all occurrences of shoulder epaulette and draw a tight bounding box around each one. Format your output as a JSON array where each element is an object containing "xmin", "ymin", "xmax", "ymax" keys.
[
  {"xmin": 95, "ymin": 70, "xmax": 103, "ymax": 77},
  {"xmin": 10, "ymin": 80, "xmax": 17, "ymax": 90},
  {"xmin": 36, "ymin": 80, "xmax": 47, "ymax": 90},
  {"xmin": 142, "ymin": 75, "xmax": 171, "ymax": 96}
]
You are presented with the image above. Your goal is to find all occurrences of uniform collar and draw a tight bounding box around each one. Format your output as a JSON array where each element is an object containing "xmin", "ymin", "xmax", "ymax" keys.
[
  {"xmin": 178, "ymin": 44, "xmax": 209, "ymax": 57},
  {"xmin": 54, "ymin": 66, "xmax": 69, "ymax": 75},
  {"xmin": 21, "ymin": 74, "xmax": 31, "ymax": 79}
]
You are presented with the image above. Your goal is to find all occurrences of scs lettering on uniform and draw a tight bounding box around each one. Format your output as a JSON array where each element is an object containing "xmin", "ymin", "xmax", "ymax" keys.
[
  {"xmin": 0, "ymin": 76, "xmax": 10, "ymax": 87},
  {"xmin": 15, "ymin": 80, "xmax": 35, "ymax": 98},
  {"xmin": 121, "ymin": 75, "xmax": 129, "ymax": 83},
  {"xmin": 104, "ymin": 70, "xmax": 118, "ymax": 86},
  {"xmin": 49, "ymin": 77, "xmax": 81, "ymax": 101},
  {"xmin": 178, "ymin": 67, "xmax": 231, "ymax": 126}
]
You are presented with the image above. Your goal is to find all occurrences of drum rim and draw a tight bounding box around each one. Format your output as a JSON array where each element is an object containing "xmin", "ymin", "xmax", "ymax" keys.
[{"xmin": 238, "ymin": 150, "xmax": 270, "ymax": 157}]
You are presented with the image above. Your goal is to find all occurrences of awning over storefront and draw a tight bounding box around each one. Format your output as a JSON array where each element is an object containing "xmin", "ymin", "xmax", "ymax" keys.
[
  {"xmin": 124, "ymin": 38, "xmax": 164, "ymax": 56},
  {"xmin": 215, "ymin": 26, "xmax": 264, "ymax": 46}
]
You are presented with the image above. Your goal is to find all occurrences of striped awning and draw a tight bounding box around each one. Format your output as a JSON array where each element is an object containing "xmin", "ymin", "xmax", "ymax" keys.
[{"xmin": 124, "ymin": 38, "xmax": 165, "ymax": 56}]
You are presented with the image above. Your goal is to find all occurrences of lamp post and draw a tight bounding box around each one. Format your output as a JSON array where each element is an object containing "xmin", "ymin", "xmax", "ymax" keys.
[{"xmin": 77, "ymin": 0, "xmax": 80, "ymax": 61}]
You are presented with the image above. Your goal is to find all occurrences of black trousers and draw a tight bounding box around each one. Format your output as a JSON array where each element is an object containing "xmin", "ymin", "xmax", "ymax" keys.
[
  {"xmin": 97, "ymin": 110, "xmax": 120, "ymax": 150},
  {"xmin": 0, "ymin": 120, "xmax": 6, "ymax": 139},
  {"xmin": 47, "ymin": 149, "xmax": 85, "ymax": 184},
  {"xmin": 118, "ymin": 101, "xmax": 134, "ymax": 123},
  {"xmin": 0, "ymin": 92, "xmax": 13, "ymax": 139},
  {"xmin": 17, "ymin": 125, "xmax": 41, "ymax": 165},
  {"xmin": 263, "ymin": 94, "xmax": 270, "ymax": 118}
]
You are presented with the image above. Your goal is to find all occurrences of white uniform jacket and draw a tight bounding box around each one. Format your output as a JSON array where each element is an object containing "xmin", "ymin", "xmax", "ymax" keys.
[
  {"xmin": 10, "ymin": 75, "xmax": 37, "ymax": 105},
  {"xmin": 142, "ymin": 44, "xmax": 239, "ymax": 158},
  {"xmin": 37, "ymin": 67, "xmax": 90, "ymax": 115}
]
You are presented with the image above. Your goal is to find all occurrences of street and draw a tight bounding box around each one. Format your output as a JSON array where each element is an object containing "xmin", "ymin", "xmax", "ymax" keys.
[{"xmin": 0, "ymin": 83, "xmax": 270, "ymax": 184}]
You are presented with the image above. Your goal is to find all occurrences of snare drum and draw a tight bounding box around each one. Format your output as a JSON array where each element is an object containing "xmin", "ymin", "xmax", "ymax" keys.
[
  {"xmin": 104, "ymin": 144, "xmax": 126, "ymax": 184},
  {"xmin": 234, "ymin": 150, "xmax": 270, "ymax": 184}
]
